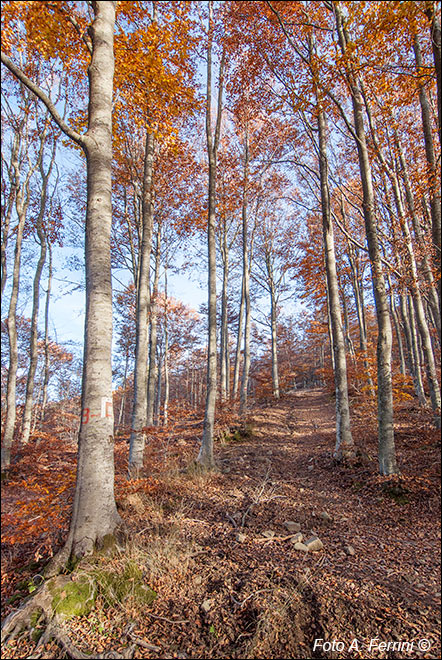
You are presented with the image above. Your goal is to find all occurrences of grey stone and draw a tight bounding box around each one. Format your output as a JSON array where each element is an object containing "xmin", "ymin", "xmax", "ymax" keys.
[
  {"xmin": 304, "ymin": 535, "xmax": 324, "ymax": 552},
  {"xmin": 201, "ymin": 599, "xmax": 213, "ymax": 613},
  {"xmin": 290, "ymin": 532, "xmax": 303, "ymax": 544},
  {"xmin": 320, "ymin": 511, "xmax": 333, "ymax": 522},
  {"xmin": 262, "ymin": 529, "xmax": 275, "ymax": 538},
  {"xmin": 345, "ymin": 545, "xmax": 356, "ymax": 556},
  {"xmin": 236, "ymin": 533, "xmax": 247, "ymax": 543},
  {"xmin": 284, "ymin": 521, "xmax": 301, "ymax": 533},
  {"xmin": 294, "ymin": 542, "xmax": 309, "ymax": 552}
]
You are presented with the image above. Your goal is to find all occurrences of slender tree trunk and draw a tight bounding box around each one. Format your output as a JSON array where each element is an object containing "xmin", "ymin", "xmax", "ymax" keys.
[
  {"xmin": 240, "ymin": 127, "xmax": 251, "ymax": 416},
  {"xmin": 269, "ymin": 282, "xmax": 280, "ymax": 399},
  {"xmin": 233, "ymin": 276, "xmax": 245, "ymax": 397},
  {"xmin": 128, "ymin": 130, "xmax": 155, "ymax": 474},
  {"xmin": 198, "ymin": 2, "xmax": 224, "ymax": 469},
  {"xmin": 395, "ymin": 131, "xmax": 441, "ymax": 342},
  {"xmin": 147, "ymin": 223, "xmax": 161, "ymax": 426},
  {"xmin": 424, "ymin": 1, "xmax": 441, "ymax": 144},
  {"xmin": 413, "ymin": 36, "xmax": 441, "ymax": 301},
  {"xmin": 389, "ymin": 169, "xmax": 441, "ymax": 418},
  {"xmin": 317, "ymin": 107, "xmax": 354, "ymax": 459},
  {"xmin": 334, "ymin": 3, "xmax": 397, "ymax": 474},
  {"xmin": 22, "ymin": 141, "xmax": 57, "ymax": 445},
  {"xmin": 404, "ymin": 294, "xmax": 427, "ymax": 405},
  {"xmin": 1, "ymin": 129, "xmax": 20, "ymax": 297},
  {"xmin": 1, "ymin": 190, "xmax": 28, "ymax": 470},
  {"xmin": 163, "ymin": 262, "xmax": 169, "ymax": 425},
  {"xmin": 39, "ymin": 241, "xmax": 53, "ymax": 426},
  {"xmin": 1, "ymin": 118, "xmax": 46, "ymax": 469},
  {"xmin": 220, "ymin": 234, "xmax": 229, "ymax": 401}
]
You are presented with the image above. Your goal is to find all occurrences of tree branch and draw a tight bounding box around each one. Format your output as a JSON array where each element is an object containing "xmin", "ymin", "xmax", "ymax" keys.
[{"xmin": 1, "ymin": 53, "xmax": 86, "ymax": 148}]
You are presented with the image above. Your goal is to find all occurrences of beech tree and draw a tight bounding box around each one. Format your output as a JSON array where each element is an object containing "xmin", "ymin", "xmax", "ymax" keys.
[
  {"xmin": 1, "ymin": 0, "xmax": 120, "ymax": 561},
  {"xmin": 198, "ymin": 0, "xmax": 225, "ymax": 469}
]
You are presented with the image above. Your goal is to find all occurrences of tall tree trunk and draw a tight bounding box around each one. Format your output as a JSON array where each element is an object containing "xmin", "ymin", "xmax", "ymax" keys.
[
  {"xmin": 22, "ymin": 139, "xmax": 57, "ymax": 445},
  {"xmin": 198, "ymin": 2, "xmax": 224, "ymax": 469},
  {"xmin": 128, "ymin": 130, "xmax": 155, "ymax": 473},
  {"xmin": 333, "ymin": 3, "xmax": 397, "ymax": 474},
  {"xmin": 163, "ymin": 266, "xmax": 170, "ymax": 426},
  {"xmin": 233, "ymin": 276, "xmax": 245, "ymax": 397},
  {"xmin": 424, "ymin": 1, "xmax": 441, "ymax": 144},
  {"xmin": 117, "ymin": 348, "xmax": 129, "ymax": 432},
  {"xmin": 413, "ymin": 36, "xmax": 441, "ymax": 302},
  {"xmin": 147, "ymin": 222, "xmax": 161, "ymax": 426},
  {"xmin": 220, "ymin": 232, "xmax": 229, "ymax": 401},
  {"xmin": 317, "ymin": 107, "xmax": 354, "ymax": 459},
  {"xmin": 1, "ymin": 128, "xmax": 21, "ymax": 297},
  {"xmin": 3, "ymin": 0, "xmax": 120, "ymax": 562},
  {"xmin": 389, "ymin": 168, "xmax": 441, "ymax": 418},
  {"xmin": 1, "ymin": 116, "xmax": 46, "ymax": 470},
  {"xmin": 66, "ymin": 1, "xmax": 120, "ymax": 559},
  {"xmin": 39, "ymin": 241, "xmax": 53, "ymax": 426},
  {"xmin": 240, "ymin": 127, "xmax": 251, "ymax": 416},
  {"xmin": 395, "ymin": 130, "xmax": 441, "ymax": 342}
]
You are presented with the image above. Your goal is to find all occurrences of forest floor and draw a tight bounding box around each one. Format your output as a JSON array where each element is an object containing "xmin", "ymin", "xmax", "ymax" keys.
[{"xmin": 1, "ymin": 388, "xmax": 441, "ymax": 659}]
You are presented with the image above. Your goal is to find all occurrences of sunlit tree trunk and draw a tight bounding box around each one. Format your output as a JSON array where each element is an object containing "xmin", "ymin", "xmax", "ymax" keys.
[
  {"xmin": 128, "ymin": 129, "xmax": 155, "ymax": 474},
  {"xmin": 220, "ymin": 228, "xmax": 229, "ymax": 401},
  {"xmin": 147, "ymin": 222, "xmax": 161, "ymax": 426},
  {"xmin": 240, "ymin": 127, "xmax": 251, "ymax": 416},
  {"xmin": 39, "ymin": 241, "xmax": 53, "ymax": 426},
  {"xmin": 413, "ymin": 35, "xmax": 441, "ymax": 303},
  {"xmin": 317, "ymin": 106, "xmax": 354, "ymax": 459},
  {"xmin": 1, "ymin": 110, "xmax": 46, "ymax": 470},
  {"xmin": 233, "ymin": 276, "xmax": 245, "ymax": 398},
  {"xmin": 333, "ymin": 3, "xmax": 397, "ymax": 474},
  {"xmin": 22, "ymin": 138, "xmax": 57, "ymax": 445},
  {"xmin": 198, "ymin": 1, "xmax": 224, "ymax": 468}
]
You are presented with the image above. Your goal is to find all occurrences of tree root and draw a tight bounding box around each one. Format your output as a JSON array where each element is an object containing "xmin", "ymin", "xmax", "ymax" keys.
[{"xmin": 1, "ymin": 576, "xmax": 135, "ymax": 659}]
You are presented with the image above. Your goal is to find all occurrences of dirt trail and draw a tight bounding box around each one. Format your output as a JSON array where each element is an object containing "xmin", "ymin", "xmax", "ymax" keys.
[{"xmin": 2, "ymin": 388, "xmax": 440, "ymax": 659}]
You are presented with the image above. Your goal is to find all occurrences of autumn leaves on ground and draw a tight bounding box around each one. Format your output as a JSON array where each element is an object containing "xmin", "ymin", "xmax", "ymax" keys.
[{"xmin": 2, "ymin": 389, "xmax": 440, "ymax": 660}]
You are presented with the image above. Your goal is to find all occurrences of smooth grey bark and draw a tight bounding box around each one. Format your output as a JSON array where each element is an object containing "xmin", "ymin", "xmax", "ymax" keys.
[
  {"xmin": 341, "ymin": 201, "xmax": 374, "ymax": 393},
  {"xmin": 269, "ymin": 275, "xmax": 280, "ymax": 399},
  {"xmin": 233, "ymin": 276, "xmax": 245, "ymax": 398},
  {"xmin": 2, "ymin": 3, "xmax": 120, "ymax": 562},
  {"xmin": 66, "ymin": 1, "xmax": 120, "ymax": 559},
  {"xmin": 399, "ymin": 293, "xmax": 426, "ymax": 405},
  {"xmin": 22, "ymin": 138, "xmax": 57, "ymax": 445},
  {"xmin": 198, "ymin": 2, "xmax": 224, "ymax": 469},
  {"xmin": 39, "ymin": 240, "xmax": 53, "ymax": 426},
  {"xmin": 240, "ymin": 127, "xmax": 251, "ymax": 416},
  {"xmin": 1, "ymin": 126, "xmax": 21, "ymax": 297},
  {"xmin": 340, "ymin": 286, "xmax": 356, "ymax": 361},
  {"xmin": 424, "ymin": 1, "xmax": 441, "ymax": 143},
  {"xmin": 395, "ymin": 130, "xmax": 441, "ymax": 342},
  {"xmin": 333, "ymin": 3, "xmax": 398, "ymax": 474},
  {"xmin": 368, "ymin": 101, "xmax": 441, "ymax": 418},
  {"xmin": 317, "ymin": 107, "xmax": 354, "ymax": 460},
  {"xmin": 128, "ymin": 130, "xmax": 155, "ymax": 473},
  {"xmin": 413, "ymin": 36, "xmax": 441, "ymax": 299},
  {"xmin": 220, "ymin": 228, "xmax": 229, "ymax": 401},
  {"xmin": 117, "ymin": 348, "xmax": 129, "ymax": 431},
  {"xmin": 147, "ymin": 223, "xmax": 162, "ymax": 426},
  {"xmin": 388, "ymin": 285, "xmax": 406, "ymax": 376},
  {"xmin": 163, "ymin": 264, "xmax": 170, "ymax": 426},
  {"xmin": 389, "ymin": 171, "xmax": 441, "ymax": 416}
]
